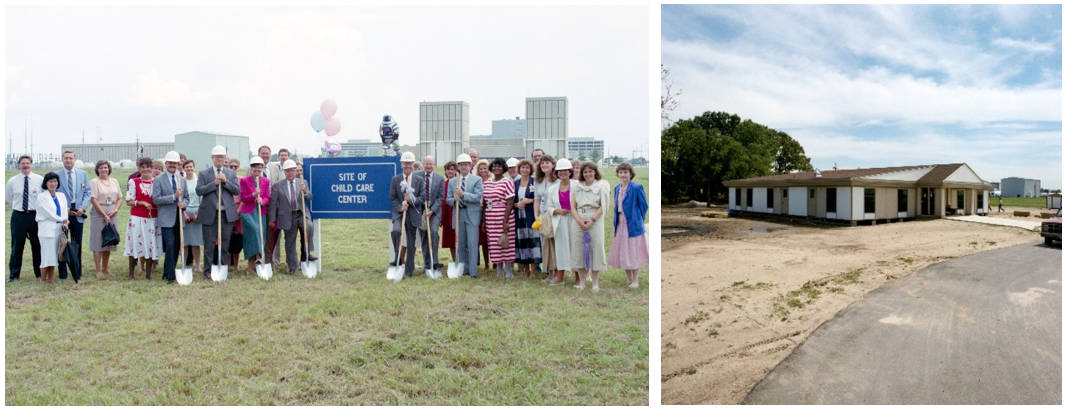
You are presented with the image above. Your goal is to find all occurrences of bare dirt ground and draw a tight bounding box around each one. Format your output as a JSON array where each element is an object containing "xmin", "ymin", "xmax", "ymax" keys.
[{"xmin": 660, "ymin": 205, "xmax": 1039, "ymax": 405}]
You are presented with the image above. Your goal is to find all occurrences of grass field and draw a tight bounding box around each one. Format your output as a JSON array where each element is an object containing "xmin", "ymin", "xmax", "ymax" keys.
[
  {"xmin": 993, "ymin": 196, "xmax": 1052, "ymax": 209},
  {"xmin": 5, "ymin": 166, "xmax": 649, "ymax": 405}
]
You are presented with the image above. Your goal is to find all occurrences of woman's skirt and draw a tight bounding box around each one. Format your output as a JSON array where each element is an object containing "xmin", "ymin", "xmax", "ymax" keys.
[
  {"xmin": 486, "ymin": 208, "xmax": 516, "ymax": 264},
  {"xmin": 39, "ymin": 222, "xmax": 61, "ymax": 268},
  {"xmin": 183, "ymin": 208, "xmax": 204, "ymax": 246},
  {"xmin": 124, "ymin": 215, "xmax": 162, "ymax": 260},
  {"xmin": 514, "ymin": 208, "xmax": 541, "ymax": 264},
  {"xmin": 228, "ymin": 219, "xmax": 244, "ymax": 256},
  {"xmin": 569, "ymin": 215, "xmax": 607, "ymax": 271},
  {"xmin": 609, "ymin": 218, "xmax": 649, "ymax": 270},
  {"xmin": 89, "ymin": 205, "xmax": 119, "ymax": 252},
  {"xmin": 240, "ymin": 212, "xmax": 268, "ymax": 260}
]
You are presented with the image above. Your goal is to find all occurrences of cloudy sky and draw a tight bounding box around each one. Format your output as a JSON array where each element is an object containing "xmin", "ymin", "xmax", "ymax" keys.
[
  {"xmin": 662, "ymin": 5, "xmax": 1062, "ymax": 188},
  {"xmin": 6, "ymin": 6, "xmax": 649, "ymax": 162}
]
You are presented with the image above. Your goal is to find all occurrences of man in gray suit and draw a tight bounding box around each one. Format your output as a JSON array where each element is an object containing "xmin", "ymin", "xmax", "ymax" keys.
[
  {"xmin": 419, "ymin": 155, "xmax": 445, "ymax": 271},
  {"xmin": 57, "ymin": 150, "xmax": 92, "ymax": 280},
  {"xmin": 268, "ymin": 160, "xmax": 312, "ymax": 274},
  {"xmin": 389, "ymin": 152, "xmax": 425, "ymax": 277},
  {"xmin": 195, "ymin": 145, "xmax": 241, "ymax": 279},
  {"xmin": 446, "ymin": 154, "xmax": 483, "ymax": 278},
  {"xmin": 152, "ymin": 151, "xmax": 190, "ymax": 284}
]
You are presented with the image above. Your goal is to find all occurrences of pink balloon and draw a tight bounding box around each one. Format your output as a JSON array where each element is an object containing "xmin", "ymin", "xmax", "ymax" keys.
[
  {"xmin": 320, "ymin": 99, "xmax": 338, "ymax": 119},
  {"xmin": 324, "ymin": 117, "xmax": 341, "ymax": 136}
]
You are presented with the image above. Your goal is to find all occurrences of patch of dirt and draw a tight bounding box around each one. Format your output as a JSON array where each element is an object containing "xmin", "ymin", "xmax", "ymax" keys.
[{"xmin": 660, "ymin": 206, "xmax": 1037, "ymax": 405}]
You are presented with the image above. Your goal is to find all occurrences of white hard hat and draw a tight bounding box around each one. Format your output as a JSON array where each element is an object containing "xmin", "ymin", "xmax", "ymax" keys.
[
  {"xmin": 456, "ymin": 154, "xmax": 472, "ymax": 164},
  {"xmin": 282, "ymin": 160, "xmax": 297, "ymax": 170},
  {"xmin": 506, "ymin": 157, "xmax": 519, "ymax": 167},
  {"xmin": 249, "ymin": 156, "xmax": 264, "ymax": 166},
  {"xmin": 211, "ymin": 145, "xmax": 227, "ymax": 156},
  {"xmin": 400, "ymin": 151, "xmax": 416, "ymax": 163},
  {"xmin": 164, "ymin": 151, "xmax": 181, "ymax": 163},
  {"xmin": 555, "ymin": 158, "xmax": 573, "ymax": 171}
]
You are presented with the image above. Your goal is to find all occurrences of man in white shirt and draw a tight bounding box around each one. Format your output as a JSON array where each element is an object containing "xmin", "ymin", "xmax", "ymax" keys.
[
  {"xmin": 270, "ymin": 148, "xmax": 292, "ymax": 264},
  {"xmin": 467, "ymin": 148, "xmax": 480, "ymax": 175},
  {"xmin": 7, "ymin": 155, "xmax": 44, "ymax": 282}
]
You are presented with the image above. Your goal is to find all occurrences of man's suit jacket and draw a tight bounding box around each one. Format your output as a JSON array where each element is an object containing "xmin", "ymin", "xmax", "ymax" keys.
[
  {"xmin": 57, "ymin": 167, "xmax": 91, "ymax": 222},
  {"xmin": 445, "ymin": 175, "xmax": 483, "ymax": 228},
  {"xmin": 151, "ymin": 171, "xmax": 190, "ymax": 228},
  {"xmin": 268, "ymin": 178, "xmax": 313, "ymax": 230},
  {"xmin": 195, "ymin": 166, "xmax": 241, "ymax": 226},
  {"xmin": 389, "ymin": 172, "xmax": 424, "ymax": 229},
  {"xmin": 422, "ymin": 171, "xmax": 445, "ymax": 219}
]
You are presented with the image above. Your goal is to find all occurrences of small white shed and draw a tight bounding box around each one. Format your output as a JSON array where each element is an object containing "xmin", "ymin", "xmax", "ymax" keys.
[{"xmin": 1046, "ymin": 193, "xmax": 1061, "ymax": 209}]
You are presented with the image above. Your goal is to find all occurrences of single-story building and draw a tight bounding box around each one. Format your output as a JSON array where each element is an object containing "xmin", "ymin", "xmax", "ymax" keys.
[{"xmin": 723, "ymin": 163, "xmax": 994, "ymax": 225}]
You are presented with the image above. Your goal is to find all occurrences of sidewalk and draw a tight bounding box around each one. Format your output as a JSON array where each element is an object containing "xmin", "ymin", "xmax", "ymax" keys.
[{"xmin": 946, "ymin": 215, "xmax": 1041, "ymax": 231}]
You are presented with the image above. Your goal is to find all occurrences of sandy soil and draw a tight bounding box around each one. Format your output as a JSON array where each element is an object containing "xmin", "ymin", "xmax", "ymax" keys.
[{"xmin": 660, "ymin": 205, "xmax": 1040, "ymax": 405}]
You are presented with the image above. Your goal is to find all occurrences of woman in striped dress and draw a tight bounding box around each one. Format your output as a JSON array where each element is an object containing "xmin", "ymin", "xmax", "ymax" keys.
[
  {"xmin": 483, "ymin": 158, "xmax": 516, "ymax": 278},
  {"xmin": 513, "ymin": 159, "xmax": 541, "ymax": 277}
]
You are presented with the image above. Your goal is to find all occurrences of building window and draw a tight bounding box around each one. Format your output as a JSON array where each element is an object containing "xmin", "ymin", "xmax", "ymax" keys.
[
  {"xmin": 735, "ymin": 188, "xmax": 741, "ymax": 206},
  {"xmin": 898, "ymin": 189, "xmax": 908, "ymax": 213},
  {"xmin": 746, "ymin": 188, "xmax": 753, "ymax": 207},
  {"xmin": 864, "ymin": 188, "xmax": 875, "ymax": 213},
  {"xmin": 767, "ymin": 188, "xmax": 774, "ymax": 208},
  {"xmin": 827, "ymin": 188, "xmax": 837, "ymax": 212},
  {"xmin": 957, "ymin": 190, "xmax": 965, "ymax": 209},
  {"xmin": 809, "ymin": 189, "xmax": 815, "ymax": 199},
  {"xmin": 783, "ymin": 188, "xmax": 788, "ymax": 198}
]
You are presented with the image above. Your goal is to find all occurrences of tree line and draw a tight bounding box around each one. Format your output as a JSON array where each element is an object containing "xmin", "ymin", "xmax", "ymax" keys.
[{"xmin": 661, "ymin": 111, "xmax": 813, "ymax": 205}]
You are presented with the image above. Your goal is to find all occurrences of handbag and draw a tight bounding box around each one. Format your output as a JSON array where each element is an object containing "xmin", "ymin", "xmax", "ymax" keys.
[
  {"xmin": 537, "ymin": 211, "xmax": 554, "ymax": 238},
  {"xmin": 101, "ymin": 223, "xmax": 120, "ymax": 247},
  {"xmin": 57, "ymin": 229, "xmax": 69, "ymax": 262}
]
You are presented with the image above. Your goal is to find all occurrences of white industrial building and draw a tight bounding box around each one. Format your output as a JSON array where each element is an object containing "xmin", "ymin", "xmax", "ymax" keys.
[
  {"xmin": 567, "ymin": 137, "xmax": 605, "ymax": 157},
  {"xmin": 418, "ymin": 101, "xmax": 470, "ymax": 164},
  {"xmin": 724, "ymin": 163, "xmax": 994, "ymax": 225},
  {"xmin": 1000, "ymin": 177, "xmax": 1041, "ymax": 198},
  {"xmin": 60, "ymin": 142, "xmax": 174, "ymax": 164},
  {"xmin": 174, "ymin": 131, "xmax": 251, "ymax": 170},
  {"xmin": 525, "ymin": 96, "xmax": 568, "ymax": 159}
]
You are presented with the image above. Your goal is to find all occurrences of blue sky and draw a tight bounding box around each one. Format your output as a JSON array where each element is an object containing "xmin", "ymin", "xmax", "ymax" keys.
[{"xmin": 662, "ymin": 5, "xmax": 1062, "ymax": 189}]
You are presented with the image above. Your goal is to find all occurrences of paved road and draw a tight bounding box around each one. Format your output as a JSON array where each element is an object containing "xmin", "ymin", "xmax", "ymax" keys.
[{"xmin": 745, "ymin": 241, "xmax": 1061, "ymax": 405}]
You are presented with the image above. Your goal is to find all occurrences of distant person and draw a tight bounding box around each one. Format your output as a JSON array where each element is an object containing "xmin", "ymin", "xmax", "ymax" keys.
[
  {"xmin": 124, "ymin": 158, "xmax": 161, "ymax": 279},
  {"xmin": 57, "ymin": 150, "xmax": 92, "ymax": 281},
  {"xmin": 609, "ymin": 162, "xmax": 649, "ymax": 289},
  {"xmin": 467, "ymin": 149, "xmax": 480, "ymax": 175},
  {"xmin": 151, "ymin": 151, "xmax": 189, "ymax": 285},
  {"xmin": 182, "ymin": 159, "xmax": 204, "ymax": 274},
  {"xmin": 506, "ymin": 157, "xmax": 519, "ymax": 181},
  {"xmin": 998, "ymin": 197, "xmax": 1004, "ymax": 212},
  {"xmin": 196, "ymin": 146, "xmax": 241, "ymax": 279},
  {"xmin": 446, "ymin": 154, "xmax": 483, "ymax": 278},
  {"xmin": 89, "ymin": 159, "xmax": 122, "ymax": 279},
  {"xmin": 36, "ymin": 172, "xmax": 69, "ymax": 285},
  {"xmin": 531, "ymin": 149, "xmax": 544, "ymax": 166},
  {"xmin": 7, "ymin": 155, "xmax": 44, "ymax": 282}
]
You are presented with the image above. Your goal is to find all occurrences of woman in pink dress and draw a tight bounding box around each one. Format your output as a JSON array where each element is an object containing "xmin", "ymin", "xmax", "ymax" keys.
[
  {"xmin": 483, "ymin": 158, "xmax": 516, "ymax": 278},
  {"xmin": 608, "ymin": 162, "xmax": 649, "ymax": 288}
]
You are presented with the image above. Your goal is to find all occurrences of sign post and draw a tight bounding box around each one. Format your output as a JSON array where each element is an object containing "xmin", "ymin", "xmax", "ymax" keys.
[{"xmin": 302, "ymin": 156, "xmax": 402, "ymax": 271}]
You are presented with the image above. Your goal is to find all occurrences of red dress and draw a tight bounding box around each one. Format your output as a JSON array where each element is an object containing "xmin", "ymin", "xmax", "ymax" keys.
[{"xmin": 441, "ymin": 179, "xmax": 456, "ymax": 249}]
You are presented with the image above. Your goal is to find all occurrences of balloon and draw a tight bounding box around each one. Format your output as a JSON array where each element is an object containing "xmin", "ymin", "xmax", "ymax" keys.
[
  {"xmin": 320, "ymin": 99, "xmax": 338, "ymax": 119},
  {"xmin": 323, "ymin": 138, "xmax": 342, "ymax": 156},
  {"xmin": 324, "ymin": 117, "xmax": 341, "ymax": 136},
  {"xmin": 310, "ymin": 111, "xmax": 326, "ymax": 133}
]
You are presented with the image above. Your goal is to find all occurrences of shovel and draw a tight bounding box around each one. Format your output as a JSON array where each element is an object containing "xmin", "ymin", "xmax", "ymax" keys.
[
  {"xmin": 255, "ymin": 184, "xmax": 273, "ymax": 280},
  {"xmin": 425, "ymin": 201, "xmax": 441, "ymax": 279},
  {"xmin": 300, "ymin": 187, "xmax": 317, "ymax": 278},
  {"xmin": 446, "ymin": 188, "xmax": 464, "ymax": 279},
  {"xmin": 387, "ymin": 208, "xmax": 407, "ymax": 282},
  {"xmin": 176, "ymin": 211, "xmax": 193, "ymax": 285},
  {"xmin": 211, "ymin": 185, "xmax": 228, "ymax": 282}
]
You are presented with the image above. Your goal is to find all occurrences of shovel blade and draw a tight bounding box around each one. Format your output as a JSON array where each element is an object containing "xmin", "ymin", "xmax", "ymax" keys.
[
  {"xmin": 211, "ymin": 265, "xmax": 228, "ymax": 282},
  {"xmin": 177, "ymin": 268, "xmax": 194, "ymax": 285},
  {"xmin": 447, "ymin": 262, "xmax": 464, "ymax": 279},
  {"xmin": 302, "ymin": 262, "xmax": 318, "ymax": 278},
  {"xmin": 256, "ymin": 263, "xmax": 272, "ymax": 281}
]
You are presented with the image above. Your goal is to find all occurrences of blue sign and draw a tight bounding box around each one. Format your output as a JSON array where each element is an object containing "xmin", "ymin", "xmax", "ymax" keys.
[{"xmin": 303, "ymin": 156, "xmax": 401, "ymax": 219}]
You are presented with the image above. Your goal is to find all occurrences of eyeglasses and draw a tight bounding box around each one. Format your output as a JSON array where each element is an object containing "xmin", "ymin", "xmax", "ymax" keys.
[{"xmin": 229, "ymin": 165, "xmax": 239, "ymax": 169}]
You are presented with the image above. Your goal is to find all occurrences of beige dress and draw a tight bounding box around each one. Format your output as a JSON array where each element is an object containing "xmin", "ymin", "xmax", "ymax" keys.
[
  {"xmin": 569, "ymin": 180, "xmax": 610, "ymax": 271},
  {"xmin": 89, "ymin": 177, "xmax": 122, "ymax": 252}
]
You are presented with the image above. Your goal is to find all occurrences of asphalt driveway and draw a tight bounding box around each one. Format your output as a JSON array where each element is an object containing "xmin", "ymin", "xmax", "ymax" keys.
[{"xmin": 745, "ymin": 241, "xmax": 1061, "ymax": 405}]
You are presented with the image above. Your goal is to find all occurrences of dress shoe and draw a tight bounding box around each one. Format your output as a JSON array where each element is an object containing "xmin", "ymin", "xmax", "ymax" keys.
[
  {"xmin": 5, "ymin": 277, "xmax": 15, "ymax": 283},
  {"xmin": 204, "ymin": 272, "xmax": 211, "ymax": 279},
  {"xmin": 286, "ymin": 270, "xmax": 296, "ymax": 275},
  {"xmin": 166, "ymin": 280, "xmax": 176, "ymax": 285},
  {"xmin": 468, "ymin": 275, "xmax": 479, "ymax": 279},
  {"xmin": 308, "ymin": 255, "xmax": 318, "ymax": 261}
]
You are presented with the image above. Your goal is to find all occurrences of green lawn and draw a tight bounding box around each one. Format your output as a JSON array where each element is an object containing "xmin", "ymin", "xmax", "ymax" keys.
[
  {"xmin": 993, "ymin": 196, "xmax": 1051, "ymax": 209},
  {"xmin": 5, "ymin": 166, "xmax": 649, "ymax": 405}
]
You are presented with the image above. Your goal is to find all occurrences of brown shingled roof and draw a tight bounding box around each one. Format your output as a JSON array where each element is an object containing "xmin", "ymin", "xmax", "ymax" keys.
[
  {"xmin": 917, "ymin": 163, "xmax": 964, "ymax": 183},
  {"xmin": 729, "ymin": 165, "xmax": 933, "ymax": 183}
]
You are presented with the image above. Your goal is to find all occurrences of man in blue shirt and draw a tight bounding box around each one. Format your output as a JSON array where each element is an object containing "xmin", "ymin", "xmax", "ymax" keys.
[{"xmin": 57, "ymin": 151, "xmax": 92, "ymax": 281}]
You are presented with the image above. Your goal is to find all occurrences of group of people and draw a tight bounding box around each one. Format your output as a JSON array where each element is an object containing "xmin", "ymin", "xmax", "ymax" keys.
[
  {"xmin": 6, "ymin": 145, "xmax": 315, "ymax": 285},
  {"xmin": 391, "ymin": 148, "xmax": 649, "ymax": 290}
]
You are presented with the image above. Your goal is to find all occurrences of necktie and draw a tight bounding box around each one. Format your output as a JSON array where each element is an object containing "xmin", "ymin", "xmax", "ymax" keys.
[
  {"xmin": 22, "ymin": 175, "xmax": 29, "ymax": 212},
  {"xmin": 290, "ymin": 181, "xmax": 297, "ymax": 209},
  {"xmin": 171, "ymin": 174, "xmax": 177, "ymax": 191},
  {"xmin": 67, "ymin": 171, "xmax": 74, "ymax": 199},
  {"xmin": 460, "ymin": 177, "xmax": 466, "ymax": 208},
  {"xmin": 425, "ymin": 173, "xmax": 431, "ymax": 198}
]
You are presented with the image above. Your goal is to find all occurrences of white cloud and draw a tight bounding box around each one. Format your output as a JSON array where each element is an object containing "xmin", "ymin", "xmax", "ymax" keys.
[
  {"xmin": 992, "ymin": 37, "xmax": 1056, "ymax": 54},
  {"xmin": 129, "ymin": 70, "xmax": 210, "ymax": 107}
]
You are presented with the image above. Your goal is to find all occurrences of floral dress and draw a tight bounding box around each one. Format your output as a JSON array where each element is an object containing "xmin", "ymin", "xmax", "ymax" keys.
[{"xmin": 123, "ymin": 177, "xmax": 162, "ymax": 260}]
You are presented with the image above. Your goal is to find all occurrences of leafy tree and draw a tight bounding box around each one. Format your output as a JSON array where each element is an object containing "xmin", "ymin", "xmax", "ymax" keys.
[
  {"xmin": 578, "ymin": 151, "xmax": 587, "ymax": 162},
  {"xmin": 773, "ymin": 131, "xmax": 813, "ymax": 174},
  {"xmin": 590, "ymin": 149, "xmax": 603, "ymax": 164}
]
